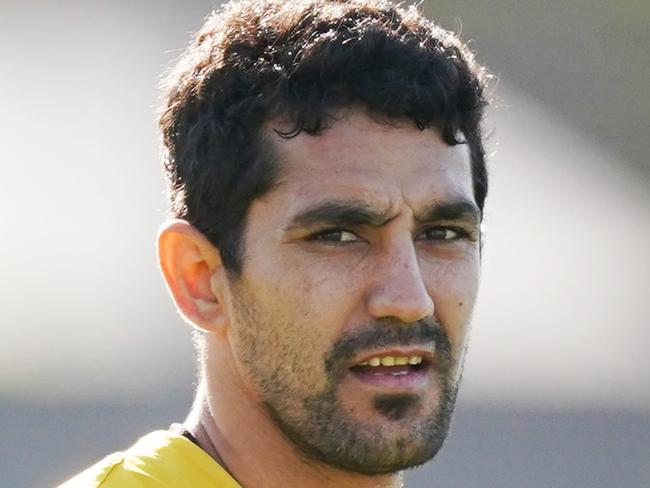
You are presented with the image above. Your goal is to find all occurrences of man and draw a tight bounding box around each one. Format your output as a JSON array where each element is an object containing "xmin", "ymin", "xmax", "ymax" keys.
[{"xmin": 60, "ymin": 0, "xmax": 488, "ymax": 486}]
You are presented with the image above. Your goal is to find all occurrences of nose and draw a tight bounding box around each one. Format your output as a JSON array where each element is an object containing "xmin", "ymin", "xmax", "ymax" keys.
[{"xmin": 366, "ymin": 239, "xmax": 434, "ymax": 324}]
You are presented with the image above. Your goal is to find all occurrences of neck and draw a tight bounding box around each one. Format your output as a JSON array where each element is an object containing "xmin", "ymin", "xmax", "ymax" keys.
[{"xmin": 184, "ymin": 365, "xmax": 403, "ymax": 488}]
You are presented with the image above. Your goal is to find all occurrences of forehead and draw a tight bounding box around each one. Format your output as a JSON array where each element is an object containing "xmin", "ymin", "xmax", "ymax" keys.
[{"xmin": 266, "ymin": 111, "xmax": 474, "ymax": 214}]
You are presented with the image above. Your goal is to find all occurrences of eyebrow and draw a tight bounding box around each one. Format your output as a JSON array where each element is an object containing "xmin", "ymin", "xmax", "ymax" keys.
[
  {"xmin": 414, "ymin": 200, "xmax": 481, "ymax": 225},
  {"xmin": 286, "ymin": 200, "xmax": 394, "ymax": 229},
  {"xmin": 286, "ymin": 198, "xmax": 481, "ymax": 230}
]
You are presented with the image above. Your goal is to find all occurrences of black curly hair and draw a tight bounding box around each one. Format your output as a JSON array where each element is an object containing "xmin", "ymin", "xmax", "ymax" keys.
[{"xmin": 160, "ymin": 0, "xmax": 489, "ymax": 275}]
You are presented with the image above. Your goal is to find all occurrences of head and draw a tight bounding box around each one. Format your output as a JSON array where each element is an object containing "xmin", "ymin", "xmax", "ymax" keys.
[{"xmin": 158, "ymin": 0, "xmax": 488, "ymax": 477}]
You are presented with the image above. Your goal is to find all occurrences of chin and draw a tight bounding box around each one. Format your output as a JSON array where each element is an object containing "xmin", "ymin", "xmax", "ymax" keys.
[{"xmin": 263, "ymin": 381, "xmax": 458, "ymax": 476}]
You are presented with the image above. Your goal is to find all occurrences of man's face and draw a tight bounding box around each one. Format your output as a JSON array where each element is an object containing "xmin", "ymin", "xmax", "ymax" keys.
[{"xmin": 225, "ymin": 111, "xmax": 481, "ymax": 474}]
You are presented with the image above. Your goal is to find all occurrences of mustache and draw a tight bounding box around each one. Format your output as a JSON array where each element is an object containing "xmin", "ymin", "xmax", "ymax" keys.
[{"xmin": 324, "ymin": 318, "xmax": 452, "ymax": 377}]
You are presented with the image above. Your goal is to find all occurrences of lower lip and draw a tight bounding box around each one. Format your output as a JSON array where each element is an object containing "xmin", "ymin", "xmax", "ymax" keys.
[{"xmin": 348, "ymin": 366, "xmax": 430, "ymax": 389}]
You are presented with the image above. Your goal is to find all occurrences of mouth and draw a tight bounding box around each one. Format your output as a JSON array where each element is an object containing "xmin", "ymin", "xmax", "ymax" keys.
[{"xmin": 347, "ymin": 349, "xmax": 434, "ymax": 390}]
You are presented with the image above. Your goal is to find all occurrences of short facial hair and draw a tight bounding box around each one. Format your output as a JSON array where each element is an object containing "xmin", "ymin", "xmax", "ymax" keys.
[{"xmin": 231, "ymin": 289, "xmax": 461, "ymax": 475}]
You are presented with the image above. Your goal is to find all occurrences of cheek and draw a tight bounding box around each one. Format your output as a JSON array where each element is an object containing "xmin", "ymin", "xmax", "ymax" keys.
[
  {"xmin": 425, "ymin": 258, "xmax": 480, "ymax": 350},
  {"xmin": 233, "ymin": 301, "xmax": 325, "ymax": 393},
  {"xmin": 278, "ymin": 254, "xmax": 365, "ymax": 325},
  {"xmin": 241, "ymin": 271, "xmax": 340, "ymax": 391}
]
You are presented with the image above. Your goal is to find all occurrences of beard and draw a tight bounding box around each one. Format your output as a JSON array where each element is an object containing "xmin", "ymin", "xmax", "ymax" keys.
[{"xmin": 229, "ymin": 285, "xmax": 462, "ymax": 475}]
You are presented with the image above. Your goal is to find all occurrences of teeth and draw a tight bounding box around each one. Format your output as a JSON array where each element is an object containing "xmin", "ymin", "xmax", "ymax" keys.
[
  {"xmin": 381, "ymin": 356, "xmax": 395, "ymax": 366},
  {"xmin": 359, "ymin": 355, "xmax": 423, "ymax": 367},
  {"xmin": 390, "ymin": 370, "xmax": 409, "ymax": 376}
]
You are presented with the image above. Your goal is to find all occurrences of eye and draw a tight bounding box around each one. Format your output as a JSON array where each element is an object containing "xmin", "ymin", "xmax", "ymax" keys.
[
  {"xmin": 309, "ymin": 229, "xmax": 360, "ymax": 243},
  {"xmin": 421, "ymin": 227, "xmax": 467, "ymax": 241}
]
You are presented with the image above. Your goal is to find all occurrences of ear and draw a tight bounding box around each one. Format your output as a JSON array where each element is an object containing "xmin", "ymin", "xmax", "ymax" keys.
[{"xmin": 157, "ymin": 219, "xmax": 230, "ymax": 334}]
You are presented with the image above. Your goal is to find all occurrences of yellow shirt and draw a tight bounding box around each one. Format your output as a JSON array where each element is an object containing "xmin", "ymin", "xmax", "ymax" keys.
[{"xmin": 58, "ymin": 430, "xmax": 242, "ymax": 488}]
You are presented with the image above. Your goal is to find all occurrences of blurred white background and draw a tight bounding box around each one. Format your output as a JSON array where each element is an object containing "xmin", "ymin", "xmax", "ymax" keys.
[{"xmin": 1, "ymin": 1, "xmax": 648, "ymax": 487}]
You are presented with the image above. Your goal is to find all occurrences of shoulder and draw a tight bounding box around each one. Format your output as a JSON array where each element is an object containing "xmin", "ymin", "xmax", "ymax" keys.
[
  {"xmin": 57, "ymin": 431, "xmax": 241, "ymax": 488},
  {"xmin": 57, "ymin": 451, "xmax": 132, "ymax": 488}
]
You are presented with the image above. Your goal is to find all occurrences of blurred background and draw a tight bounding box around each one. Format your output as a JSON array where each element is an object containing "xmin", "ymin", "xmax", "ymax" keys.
[{"xmin": 1, "ymin": 0, "xmax": 648, "ymax": 486}]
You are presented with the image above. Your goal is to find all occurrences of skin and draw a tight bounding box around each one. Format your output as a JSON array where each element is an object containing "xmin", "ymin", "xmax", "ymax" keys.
[{"xmin": 158, "ymin": 110, "xmax": 481, "ymax": 488}]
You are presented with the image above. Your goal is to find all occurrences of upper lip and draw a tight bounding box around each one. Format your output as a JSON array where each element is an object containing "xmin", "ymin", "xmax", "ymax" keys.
[{"xmin": 348, "ymin": 347, "xmax": 435, "ymax": 368}]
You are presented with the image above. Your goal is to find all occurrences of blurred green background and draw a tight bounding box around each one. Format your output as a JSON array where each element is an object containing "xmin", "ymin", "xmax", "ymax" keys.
[{"xmin": 1, "ymin": 1, "xmax": 648, "ymax": 486}]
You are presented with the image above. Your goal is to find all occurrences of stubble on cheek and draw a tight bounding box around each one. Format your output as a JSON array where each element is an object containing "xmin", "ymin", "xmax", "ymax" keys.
[{"xmin": 229, "ymin": 285, "xmax": 331, "ymax": 409}]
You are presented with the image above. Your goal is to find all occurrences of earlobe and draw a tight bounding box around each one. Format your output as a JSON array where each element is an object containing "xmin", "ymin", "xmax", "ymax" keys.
[{"xmin": 157, "ymin": 220, "xmax": 230, "ymax": 333}]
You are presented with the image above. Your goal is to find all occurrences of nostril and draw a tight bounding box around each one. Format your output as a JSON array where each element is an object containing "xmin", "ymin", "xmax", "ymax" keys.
[{"xmin": 367, "ymin": 291, "xmax": 434, "ymax": 323}]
